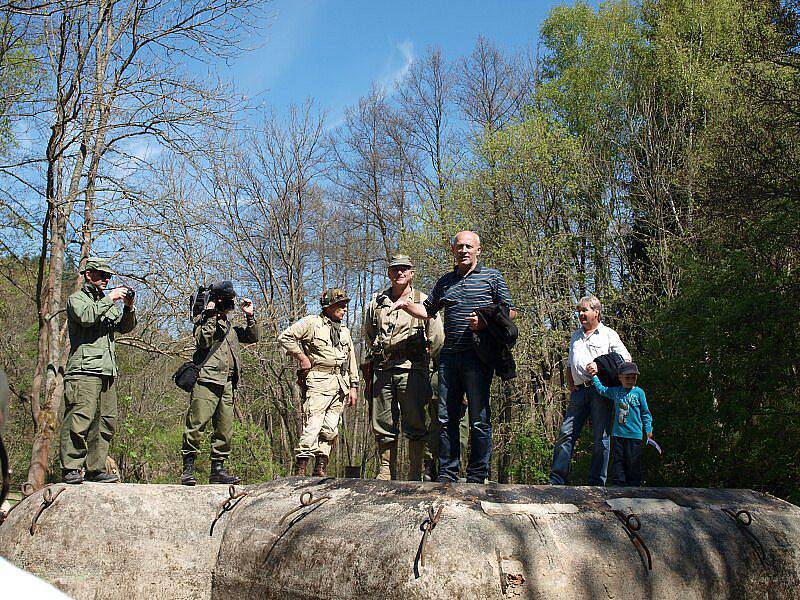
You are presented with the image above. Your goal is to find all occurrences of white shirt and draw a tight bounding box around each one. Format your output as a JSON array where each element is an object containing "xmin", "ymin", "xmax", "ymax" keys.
[{"xmin": 568, "ymin": 322, "xmax": 631, "ymax": 384}]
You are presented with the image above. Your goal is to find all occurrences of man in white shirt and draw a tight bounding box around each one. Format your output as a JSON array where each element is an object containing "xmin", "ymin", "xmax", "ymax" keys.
[{"xmin": 549, "ymin": 295, "xmax": 631, "ymax": 485}]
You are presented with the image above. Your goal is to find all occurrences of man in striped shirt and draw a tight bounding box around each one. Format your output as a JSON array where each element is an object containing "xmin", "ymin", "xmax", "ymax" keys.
[{"xmin": 391, "ymin": 231, "xmax": 516, "ymax": 483}]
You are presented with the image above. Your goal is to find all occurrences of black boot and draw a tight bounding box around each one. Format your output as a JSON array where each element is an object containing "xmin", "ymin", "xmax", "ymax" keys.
[
  {"xmin": 209, "ymin": 460, "xmax": 240, "ymax": 485},
  {"xmin": 85, "ymin": 471, "xmax": 120, "ymax": 483},
  {"xmin": 180, "ymin": 454, "xmax": 197, "ymax": 486},
  {"xmin": 62, "ymin": 469, "xmax": 83, "ymax": 485}
]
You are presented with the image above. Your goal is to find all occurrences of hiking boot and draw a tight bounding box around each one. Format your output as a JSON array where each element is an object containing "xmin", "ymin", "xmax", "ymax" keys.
[
  {"xmin": 209, "ymin": 460, "xmax": 240, "ymax": 485},
  {"xmin": 85, "ymin": 471, "xmax": 120, "ymax": 483},
  {"xmin": 312, "ymin": 455, "xmax": 329, "ymax": 477},
  {"xmin": 62, "ymin": 469, "xmax": 83, "ymax": 485},
  {"xmin": 180, "ymin": 454, "xmax": 197, "ymax": 486},
  {"xmin": 294, "ymin": 457, "xmax": 310, "ymax": 476}
]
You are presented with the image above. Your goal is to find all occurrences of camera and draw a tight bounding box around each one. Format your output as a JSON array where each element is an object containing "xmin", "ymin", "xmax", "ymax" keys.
[
  {"xmin": 125, "ymin": 288, "xmax": 135, "ymax": 301},
  {"xmin": 189, "ymin": 281, "xmax": 236, "ymax": 319}
]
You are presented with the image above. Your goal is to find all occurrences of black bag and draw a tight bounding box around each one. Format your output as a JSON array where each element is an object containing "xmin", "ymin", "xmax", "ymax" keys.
[{"xmin": 173, "ymin": 321, "xmax": 231, "ymax": 393}]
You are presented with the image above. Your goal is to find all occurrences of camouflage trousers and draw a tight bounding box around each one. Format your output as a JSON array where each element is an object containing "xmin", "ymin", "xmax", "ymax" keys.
[
  {"xmin": 60, "ymin": 374, "xmax": 117, "ymax": 473},
  {"xmin": 370, "ymin": 367, "xmax": 431, "ymax": 444},
  {"xmin": 182, "ymin": 380, "xmax": 234, "ymax": 460},
  {"xmin": 295, "ymin": 373, "xmax": 344, "ymax": 459}
]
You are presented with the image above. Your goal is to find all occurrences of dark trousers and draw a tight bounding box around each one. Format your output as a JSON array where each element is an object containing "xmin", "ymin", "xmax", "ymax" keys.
[
  {"xmin": 437, "ymin": 349, "xmax": 494, "ymax": 483},
  {"xmin": 611, "ymin": 436, "xmax": 643, "ymax": 486},
  {"xmin": 549, "ymin": 386, "xmax": 613, "ymax": 485}
]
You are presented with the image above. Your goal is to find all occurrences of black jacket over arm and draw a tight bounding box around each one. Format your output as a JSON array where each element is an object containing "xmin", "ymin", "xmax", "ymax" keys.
[{"xmin": 472, "ymin": 304, "xmax": 518, "ymax": 380}]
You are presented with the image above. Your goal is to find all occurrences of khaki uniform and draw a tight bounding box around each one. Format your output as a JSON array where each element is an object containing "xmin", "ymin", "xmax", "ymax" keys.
[
  {"xmin": 182, "ymin": 313, "xmax": 260, "ymax": 459},
  {"xmin": 60, "ymin": 283, "xmax": 136, "ymax": 472},
  {"xmin": 278, "ymin": 314, "xmax": 359, "ymax": 459},
  {"xmin": 364, "ymin": 287, "xmax": 443, "ymax": 444}
]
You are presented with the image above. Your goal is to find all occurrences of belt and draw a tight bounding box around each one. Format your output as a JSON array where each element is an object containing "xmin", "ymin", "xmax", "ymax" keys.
[
  {"xmin": 310, "ymin": 365, "xmax": 343, "ymax": 375},
  {"xmin": 580, "ymin": 380, "xmax": 594, "ymax": 388}
]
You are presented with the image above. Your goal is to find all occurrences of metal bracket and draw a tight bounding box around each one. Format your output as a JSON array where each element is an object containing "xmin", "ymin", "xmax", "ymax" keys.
[{"xmin": 613, "ymin": 509, "xmax": 652, "ymax": 571}]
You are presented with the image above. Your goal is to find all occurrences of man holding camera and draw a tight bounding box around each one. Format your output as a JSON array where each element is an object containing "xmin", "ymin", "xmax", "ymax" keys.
[
  {"xmin": 60, "ymin": 257, "xmax": 137, "ymax": 484},
  {"xmin": 278, "ymin": 288, "xmax": 359, "ymax": 478},
  {"xmin": 180, "ymin": 282, "xmax": 260, "ymax": 486}
]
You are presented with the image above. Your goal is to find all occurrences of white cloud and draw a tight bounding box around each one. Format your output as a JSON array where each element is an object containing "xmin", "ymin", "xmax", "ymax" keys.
[{"xmin": 378, "ymin": 40, "xmax": 415, "ymax": 96}]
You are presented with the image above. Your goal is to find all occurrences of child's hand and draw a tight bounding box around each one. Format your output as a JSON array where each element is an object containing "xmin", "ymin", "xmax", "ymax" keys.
[{"xmin": 647, "ymin": 432, "xmax": 653, "ymax": 439}]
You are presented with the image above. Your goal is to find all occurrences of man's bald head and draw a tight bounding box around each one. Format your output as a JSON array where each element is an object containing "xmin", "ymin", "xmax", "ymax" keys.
[
  {"xmin": 451, "ymin": 230, "xmax": 482, "ymax": 274},
  {"xmin": 452, "ymin": 230, "xmax": 481, "ymax": 248}
]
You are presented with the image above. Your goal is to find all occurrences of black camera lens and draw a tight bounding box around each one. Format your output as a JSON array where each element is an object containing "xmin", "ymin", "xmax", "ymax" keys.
[{"xmin": 125, "ymin": 288, "xmax": 135, "ymax": 300}]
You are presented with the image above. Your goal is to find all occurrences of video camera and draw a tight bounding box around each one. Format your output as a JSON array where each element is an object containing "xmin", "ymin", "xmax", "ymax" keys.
[{"xmin": 190, "ymin": 280, "xmax": 237, "ymax": 319}]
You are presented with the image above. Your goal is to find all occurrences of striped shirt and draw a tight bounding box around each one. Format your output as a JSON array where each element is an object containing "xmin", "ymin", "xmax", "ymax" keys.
[{"xmin": 423, "ymin": 264, "xmax": 515, "ymax": 354}]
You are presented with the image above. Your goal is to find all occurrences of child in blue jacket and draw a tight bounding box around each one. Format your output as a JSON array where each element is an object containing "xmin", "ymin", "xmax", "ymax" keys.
[{"xmin": 592, "ymin": 361, "xmax": 653, "ymax": 486}]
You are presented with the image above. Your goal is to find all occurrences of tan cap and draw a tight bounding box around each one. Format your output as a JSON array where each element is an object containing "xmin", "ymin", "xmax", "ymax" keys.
[{"xmin": 388, "ymin": 254, "xmax": 413, "ymax": 268}]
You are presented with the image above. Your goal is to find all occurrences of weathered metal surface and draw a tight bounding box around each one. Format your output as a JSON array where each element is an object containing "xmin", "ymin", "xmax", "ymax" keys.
[
  {"xmin": 213, "ymin": 479, "xmax": 800, "ymax": 599},
  {"xmin": 1, "ymin": 479, "xmax": 799, "ymax": 599},
  {"xmin": 0, "ymin": 483, "xmax": 232, "ymax": 600}
]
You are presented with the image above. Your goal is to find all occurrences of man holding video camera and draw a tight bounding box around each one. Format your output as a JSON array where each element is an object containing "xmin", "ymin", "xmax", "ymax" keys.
[
  {"xmin": 60, "ymin": 257, "xmax": 137, "ymax": 484},
  {"xmin": 180, "ymin": 281, "xmax": 260, "ymax": 486}
]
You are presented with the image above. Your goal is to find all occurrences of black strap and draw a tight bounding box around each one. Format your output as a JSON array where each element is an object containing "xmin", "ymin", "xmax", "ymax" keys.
[{"xmin": 196, "ymin": 319, "xmax": 232, "ymax": 368}]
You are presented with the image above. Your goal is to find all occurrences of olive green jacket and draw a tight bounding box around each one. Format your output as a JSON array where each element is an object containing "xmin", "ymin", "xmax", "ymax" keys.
[
  {"xmin": 193, "ymin": 313, "xmax": 260, "ymax": 388},
  {"xmin": 65, "ymin": 283, "xmax": 137, "ymax": 379}
]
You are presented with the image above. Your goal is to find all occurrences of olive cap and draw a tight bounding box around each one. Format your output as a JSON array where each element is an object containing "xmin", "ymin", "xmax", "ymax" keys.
[
  {"xmin": 388, "ymin": 254, "xmax": 414, "ymax": 268},
  {"xmin": 320, "ymin": 288, "xmax": 350, "ymax": 308},
  {"xmin": 80, "ymin": 257, "xmax": 116, "ymax": 275}
]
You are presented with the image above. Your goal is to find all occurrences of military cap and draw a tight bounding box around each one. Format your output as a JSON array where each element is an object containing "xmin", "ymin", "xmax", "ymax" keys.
[
  {"xmin": 388, "ymin": 254, "xmax": 414, "ymax": 268},
  {"xmin": 80, "ymin": 257, "xmax": 116, "ymax": 275},
  {"xmin": 619, "ymin": 361, "xmax": 640, "ymax": 376},
  {"xmin": 320, "ymin": 288, "xmax": 350, "ymax": 308}
]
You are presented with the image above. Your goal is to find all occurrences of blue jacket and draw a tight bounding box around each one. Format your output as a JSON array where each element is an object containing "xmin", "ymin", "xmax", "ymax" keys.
[{"xmin": 592, "ymin": 376, "xmax": 653, "ymax": 439}]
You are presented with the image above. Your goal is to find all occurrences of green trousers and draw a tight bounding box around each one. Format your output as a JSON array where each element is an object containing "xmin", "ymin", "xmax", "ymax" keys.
[
  {"xmin": 182, "ymin": 380, "xmax": 234, "ymax": 460},
  {"xmin": 371, "ymin": 367, "xmax": 431, "ymax": 444},
  {"xmin": 60, "ymin": 374, "xmax": 117, "ymax": 473}
]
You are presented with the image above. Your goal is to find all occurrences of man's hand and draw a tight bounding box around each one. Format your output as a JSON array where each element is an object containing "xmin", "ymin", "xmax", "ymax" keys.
[
  {"xmin": 205, "ymin": 300, "xmax": 216, "ymax": 312},
  {"xmin": 297, "ymin": 354, "xmax": 312, "ymax": 371},
  {"xmin": 241, "ymin": 297, "xmax": 254, "ymax": 316},
  {"xmin": 389, "ymin": 296, "xmax": 410, "ymax": 313},
  {"xmin": 647, "ymin": 431, "xmax": 653, "ymax": 439},
  {"xmin": 122, "ymin": 289, "xmax": 135, "ymax": 308},
  {"xmin": 348, "ymin": 387, "xmax": 358, "ymax": 407},
  {"xmin": 107, "ymin": 287, "xmax": 127, "ymax": 302},
  {"xmin": 467, "ymin": 312, "xmax": 486, "ymax": 331},
  {"xmin": 586, "ymin": 361, "xmax": 598, "ymax": 376}
]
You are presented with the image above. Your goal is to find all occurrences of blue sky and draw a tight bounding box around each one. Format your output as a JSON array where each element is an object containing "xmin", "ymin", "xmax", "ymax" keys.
[{"xmin": 222, "ymin": 0, "xmax": 572, "ymax": 123}]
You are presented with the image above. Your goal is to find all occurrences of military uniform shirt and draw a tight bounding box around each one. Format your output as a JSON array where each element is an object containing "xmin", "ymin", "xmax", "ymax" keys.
[
  {"xmin": 278, "ymin": 315, "xmax": 359, "ymax": 388},
  {"xmin": 364, "ymin": 287, "xmax": 444, "ymax": 370}
]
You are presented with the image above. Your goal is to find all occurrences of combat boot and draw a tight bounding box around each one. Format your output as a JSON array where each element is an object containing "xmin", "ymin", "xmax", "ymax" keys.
[
  {"xmin": 377, "ymin": 440, "xmax": 397, "ymax": 481},
  {"xmin": 423, "ymin": 458, "xmax": 437, "ymax": 482},
  {"xmin": 209, "ymin": 460, "xmax": 241, "ymax": 485},
  {"xmin": 85, "ymin": 471, "xmax": 120, "ymax": 483},
  {"xmin": 62, "ymin": 469, "xmax": 83, "ymax": 485},
  {"xmin": 294, "ymin": 457, "xmax": 310, "ymax": 476},
  {"xmin": 407, "ymin": 439, "xmax": 426, "ymax": 481},
  {"xmin": 180, "ymin": 454, "xmax": 197, "ymax": 486},
  {"xmin": 312, "ymin": 455, "xmax": 329, "ymax": 477}
]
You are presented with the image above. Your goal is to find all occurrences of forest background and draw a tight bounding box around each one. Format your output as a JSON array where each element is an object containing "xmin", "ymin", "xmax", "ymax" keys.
[{"xmin": 0, "ymin": 0, "xmax": 797, "ymax": 502}]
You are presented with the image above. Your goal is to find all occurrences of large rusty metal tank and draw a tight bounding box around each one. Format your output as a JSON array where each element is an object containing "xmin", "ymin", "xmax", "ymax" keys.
[{"xmin": 1, "ymin": 478, "xmax": 799, "ymax": 599}]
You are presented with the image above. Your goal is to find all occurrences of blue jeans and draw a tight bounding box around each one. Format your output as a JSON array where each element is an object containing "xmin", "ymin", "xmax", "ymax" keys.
[
  {"xmin": 437, "ymin": 350, "xmax": 494, "ymax": 483},
  {"xmin": 549, "ymin": 386, "xmax": 613, "ymax": 485}
]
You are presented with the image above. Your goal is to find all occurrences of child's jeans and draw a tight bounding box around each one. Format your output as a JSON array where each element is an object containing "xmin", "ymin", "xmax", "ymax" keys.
[{"xmin": 611, "ymin": 436, "xmax": 642, "ymax": 486}]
